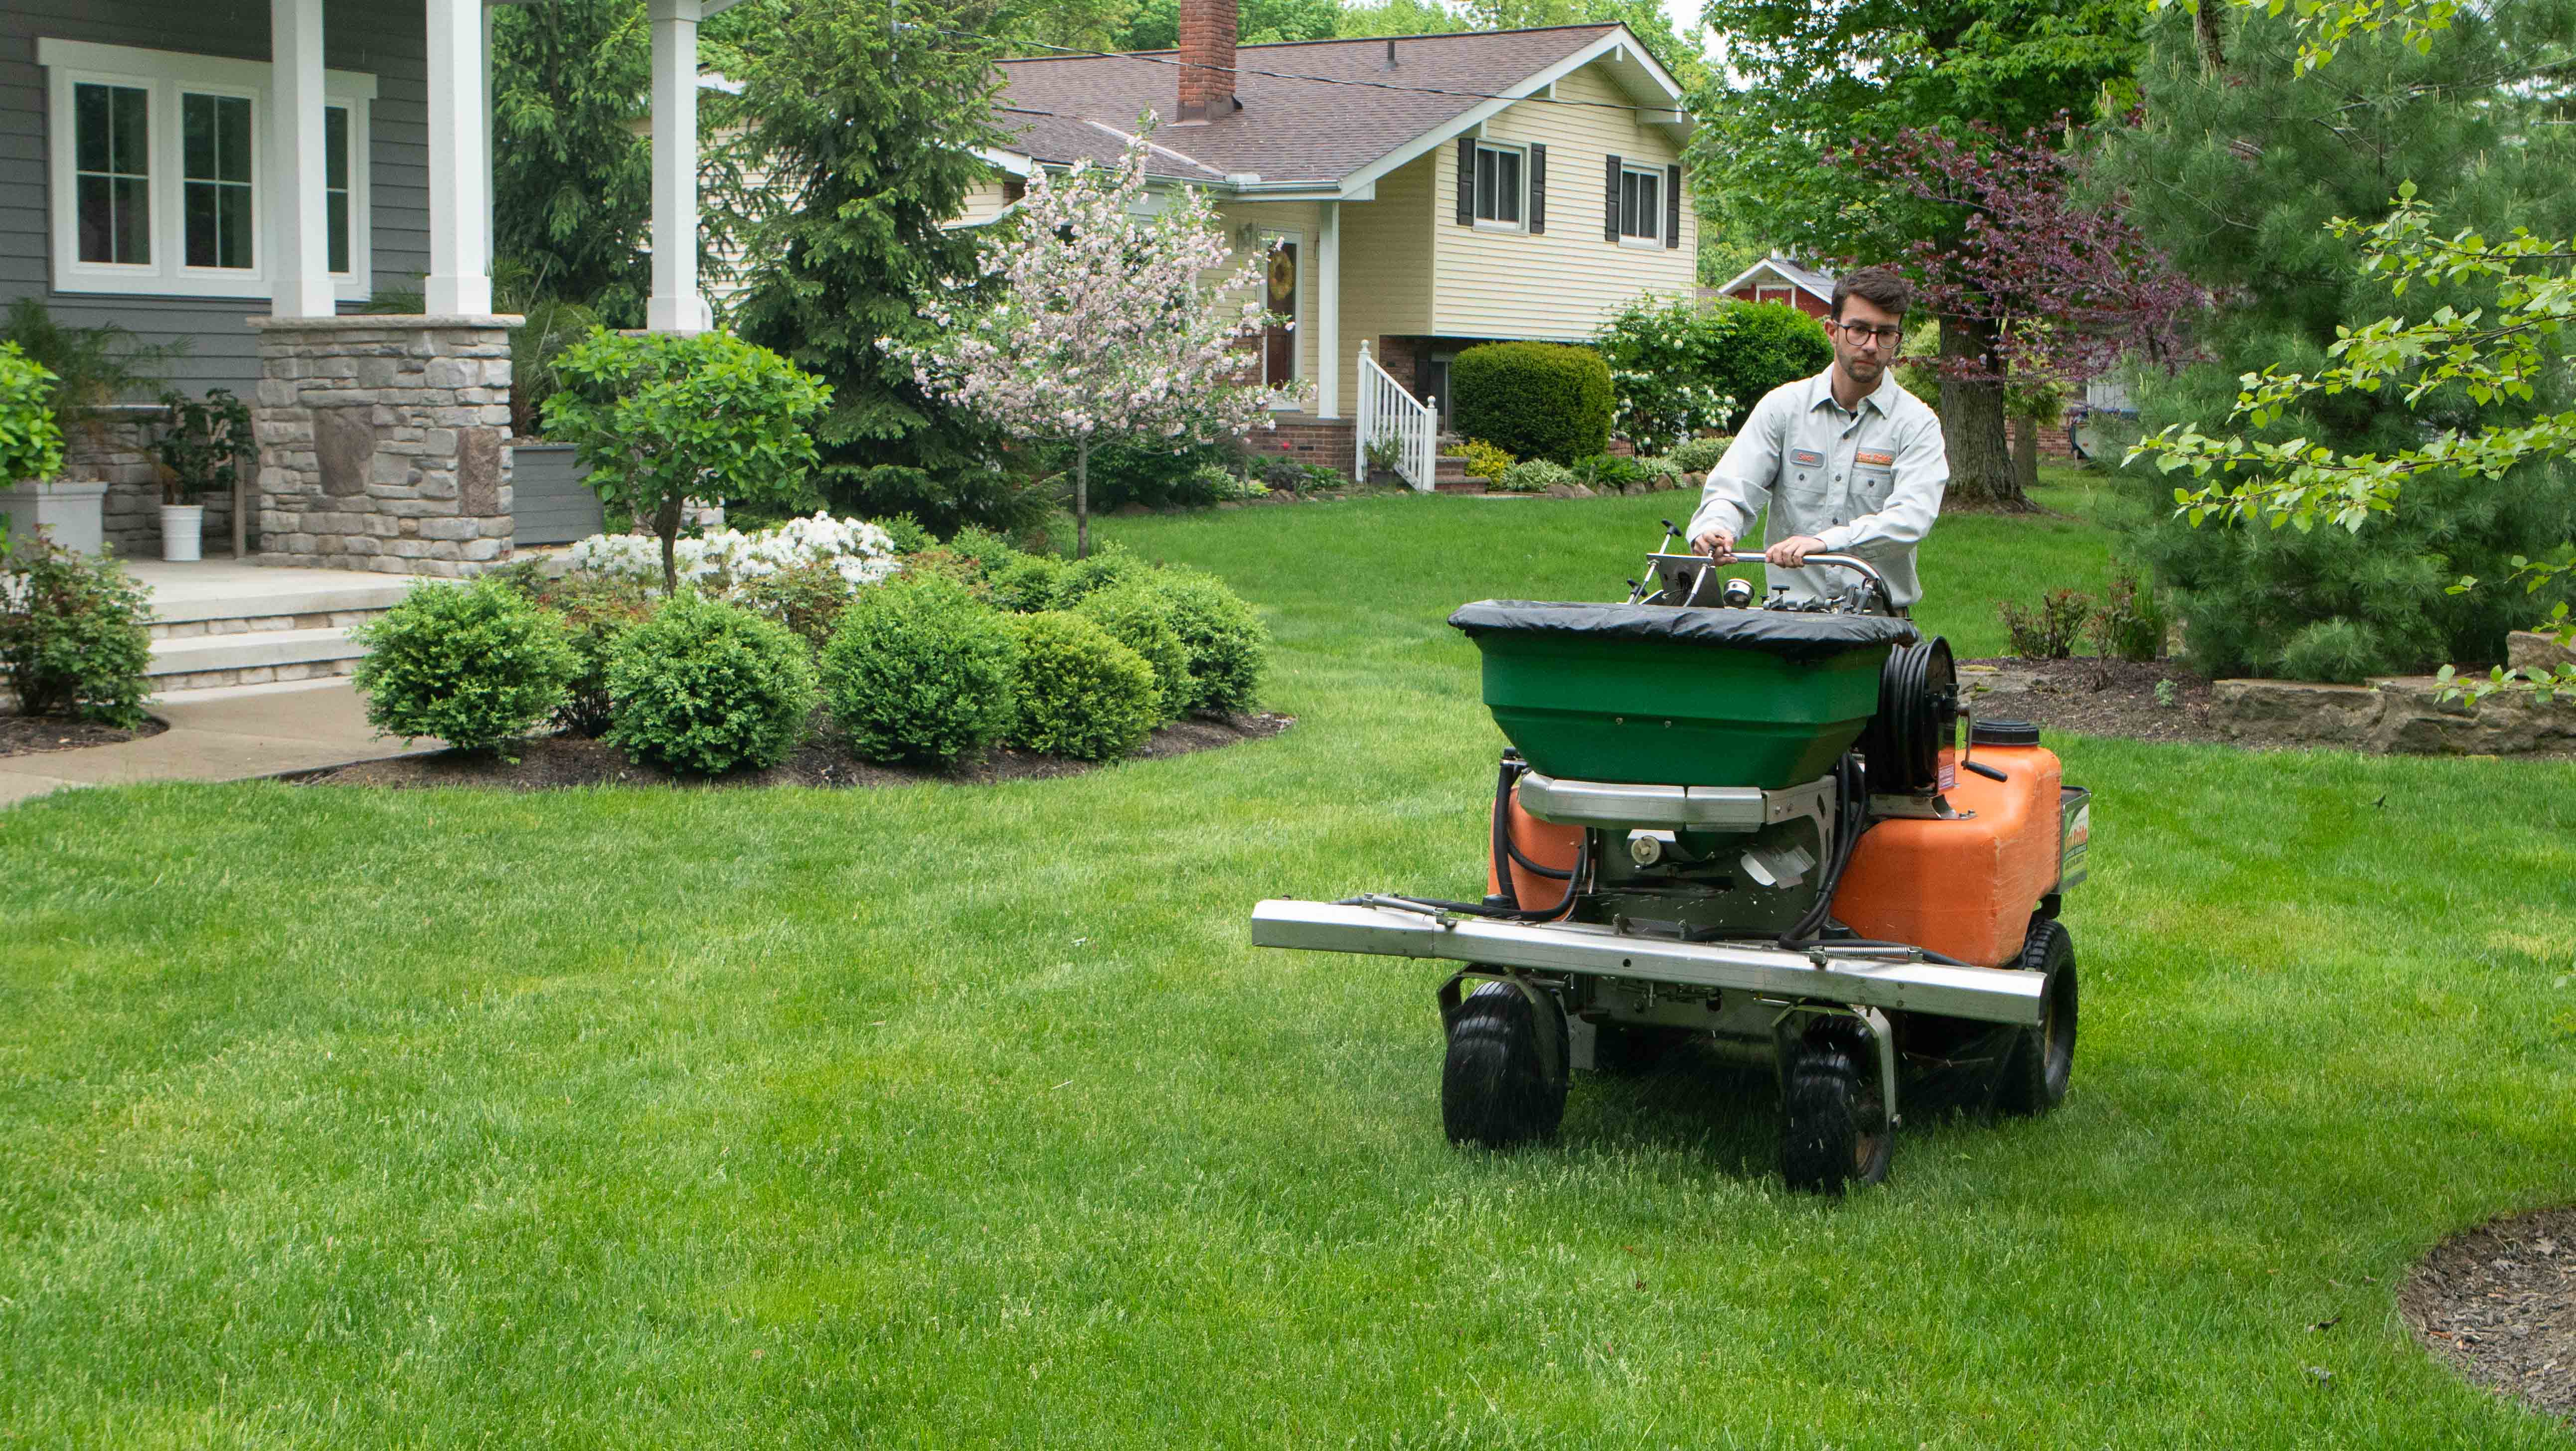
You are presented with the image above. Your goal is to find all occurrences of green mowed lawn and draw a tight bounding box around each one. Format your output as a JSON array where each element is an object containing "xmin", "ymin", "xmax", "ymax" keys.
[{"xmin": 2, "ymin": 480, "xmax": 2570, "ymax": 1447}]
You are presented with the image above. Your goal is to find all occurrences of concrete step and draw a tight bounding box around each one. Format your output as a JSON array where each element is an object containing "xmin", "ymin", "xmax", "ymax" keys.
[
  {"xmin": 1433, "ymin": 479, "xmax": 1490, "ymax": 495},
  {"xmin": 148, "ymin": 627, "xmax": 367, "ymax": 693}
]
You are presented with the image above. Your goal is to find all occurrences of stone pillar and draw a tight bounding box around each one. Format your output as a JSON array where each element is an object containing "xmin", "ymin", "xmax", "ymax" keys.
[{"xmin": 247, "ymin": 315, "xmax": 521, "ymax": 577}]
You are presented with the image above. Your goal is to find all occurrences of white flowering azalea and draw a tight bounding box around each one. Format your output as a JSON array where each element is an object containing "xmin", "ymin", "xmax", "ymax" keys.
[
  {"xmin": 568, "ymin": 512, "xmax": 900, "ymax": 597},
  {"xmin": 888, "ymin": 130, "xmax": 1279, "ymax": 558}
]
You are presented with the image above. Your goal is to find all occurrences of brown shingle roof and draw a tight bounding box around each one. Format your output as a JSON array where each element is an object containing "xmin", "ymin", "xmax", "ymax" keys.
[{"xmin": 994, "ymin": 25, "xmax": 1622, "ymax": 185}]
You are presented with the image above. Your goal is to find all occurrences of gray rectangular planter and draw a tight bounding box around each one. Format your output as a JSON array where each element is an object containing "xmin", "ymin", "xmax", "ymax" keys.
[
  {"xmin": 510, "ymin": 443, "xmax": 607, "ymax": 548},
  {"xmin": 0, "ymin": 481, "xmax": 108, "ymax": 555}
]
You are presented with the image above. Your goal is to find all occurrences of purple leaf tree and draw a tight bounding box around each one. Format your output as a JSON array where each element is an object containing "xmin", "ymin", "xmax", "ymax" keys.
[
  {"xmin": 892, "ymin": 134, "xmax": 1279, "ymax": 558},
  {"xmin": 1841, "ymin": 122, "xmax": 2207, "ymax": 394}
]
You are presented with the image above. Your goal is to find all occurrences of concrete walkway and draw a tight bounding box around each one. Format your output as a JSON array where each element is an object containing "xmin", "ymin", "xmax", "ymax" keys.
[{"xmin": 0, "ymin": 679, "xmax": 434, "ymax": 809}]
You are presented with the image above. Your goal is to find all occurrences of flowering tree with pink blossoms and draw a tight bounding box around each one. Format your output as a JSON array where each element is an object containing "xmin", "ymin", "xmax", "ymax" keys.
[{"xmin": 892, "ymin": 136, "xmax": 1278, "ymax": 558}]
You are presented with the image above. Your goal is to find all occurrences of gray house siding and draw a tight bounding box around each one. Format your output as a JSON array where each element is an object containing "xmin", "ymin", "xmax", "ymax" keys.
[{"xmin": 0, "ymin": 0, "xmax": 429, "ymax": 399}]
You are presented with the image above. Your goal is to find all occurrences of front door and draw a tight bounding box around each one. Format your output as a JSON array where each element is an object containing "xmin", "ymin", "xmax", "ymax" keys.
[{"xmin": 1262, "ymin": 238, "xmax": 1298, "ymax": 392}]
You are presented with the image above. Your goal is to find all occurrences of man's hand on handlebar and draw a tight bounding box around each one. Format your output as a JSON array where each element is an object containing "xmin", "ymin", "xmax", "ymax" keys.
[
  {"xmin": 1767, "ymin": 535, "xmax": 1828, "ymax": 568},
  {"xmin": 1690, "ymin": 529, "xmax": 1733, "ymax": 557}
]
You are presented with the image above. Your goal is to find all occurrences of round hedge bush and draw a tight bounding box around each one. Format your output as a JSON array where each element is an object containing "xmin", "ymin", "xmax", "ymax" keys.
[
  {"xmin": 1008, "ymin": 611, "xmax": 1157, "ymax": 761},
  {"xmin": 605, "ymin": 591, "xmax": 818, "ymax": 774},
  {"xmin": 1145, "ymin": 570, "xmax": 1267, "ymax": 714},
  {"xmin": 986, "ymin": 552, "xmax": 1067, "ymax": 613},
  {"xmin": 350, "ymin": 576, "xmax": 576, "ymax": 752},
  {"xmin": 1450, "ymin": 342, "xmax": 1613, "ymax": 464},
  {"xmin": 1053, "ymin": 548, "xmax": 1149, "ymax": 608},
  {"xmin": 1070, "ymin": 580, "xmax": 1190, "ymax": 723},
  {"xmin": 819, "ymin": 576, "xmax": 1022, "ymax": 767}
]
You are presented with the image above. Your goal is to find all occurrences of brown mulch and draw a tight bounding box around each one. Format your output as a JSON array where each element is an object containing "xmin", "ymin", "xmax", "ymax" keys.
[
  {"xmin": 1958, "ymin": 656, "xmax": 2231, "ymax": 747},
  {"xmin": 0, "ymin": 713, "xmax": 166, "ymax": 758},
  {"xmin": 298, "ymin": 711, "xmax": 1295, "ymax": 792},
  {"xmin": 2401, "ymin": 1206, "xmax": 2576, "ymax": 1429}
]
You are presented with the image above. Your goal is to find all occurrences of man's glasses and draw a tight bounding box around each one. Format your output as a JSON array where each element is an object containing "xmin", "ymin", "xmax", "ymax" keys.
[{"xmin": 1835, "ymin": 321, "xmax": 1904, "ymax": 345}]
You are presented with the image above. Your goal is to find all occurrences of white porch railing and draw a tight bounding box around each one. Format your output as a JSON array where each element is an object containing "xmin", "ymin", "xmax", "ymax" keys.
[{"xmin": 1353, "ymin": 342, "xmax": 1438, "ymax": 492}]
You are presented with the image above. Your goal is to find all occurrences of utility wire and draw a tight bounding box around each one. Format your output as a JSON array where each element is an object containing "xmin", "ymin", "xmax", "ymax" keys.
[{"xmin": 938, "ymin": 28, "xmax": 1691, "ymax": 118}]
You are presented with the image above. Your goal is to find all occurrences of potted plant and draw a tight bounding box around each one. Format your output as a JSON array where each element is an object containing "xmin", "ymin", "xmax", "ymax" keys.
[
  {"xmin": 0, "ymin": 341, "xmax": 89, "ymax": 554},
  {"xmin": 1364, "ymin": 436, "xmax": 1403, "ymax": 485},
  {"xmin": 152, "ymin": 388, "xmax": 252, "ymax": 563}
]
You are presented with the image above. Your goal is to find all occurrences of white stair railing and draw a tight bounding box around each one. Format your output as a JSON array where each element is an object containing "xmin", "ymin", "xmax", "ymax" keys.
[{"xmin": 1353, "ymin": 342, "xmax": 1439, "ymax": 492}]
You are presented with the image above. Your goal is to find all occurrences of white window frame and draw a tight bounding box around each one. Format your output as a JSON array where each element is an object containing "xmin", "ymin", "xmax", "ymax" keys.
[
  {"xmin": 1755, "ymin": 284, "xmax": 1796, "ymax": 307},
  {"xmin": 38, "ymin": 38, "xmax": 376, "ymax": 300},
  {"xmin": 1471, "ymin": 142, "xmax": 1526, "ymax": 233},
  {"xmin": 1617, "ymin": 164, "xmax": 1662, "ymax": 247}
]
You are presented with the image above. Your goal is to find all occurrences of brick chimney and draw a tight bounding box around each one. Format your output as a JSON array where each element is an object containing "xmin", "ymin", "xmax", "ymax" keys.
[{"xmin": 1175, "ymin": 0, "xmax": 1237, "ymax": 124}]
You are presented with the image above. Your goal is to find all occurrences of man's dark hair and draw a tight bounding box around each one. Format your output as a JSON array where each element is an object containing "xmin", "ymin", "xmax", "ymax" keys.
[{"xmin": 1831, "ymin": 267, "xmax": 1913, "ymax": 321}]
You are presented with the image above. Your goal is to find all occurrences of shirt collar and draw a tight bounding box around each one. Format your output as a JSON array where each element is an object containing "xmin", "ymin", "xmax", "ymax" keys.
[{"xmin": 1807, "ymin": 365, "xmax": 1901, "ymax": 420}]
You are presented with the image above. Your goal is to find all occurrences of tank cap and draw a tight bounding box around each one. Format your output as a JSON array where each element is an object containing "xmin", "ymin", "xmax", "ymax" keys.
[{"xmin": 1971, "ymin": 718, "xmax": 2042, "ymax": 747}]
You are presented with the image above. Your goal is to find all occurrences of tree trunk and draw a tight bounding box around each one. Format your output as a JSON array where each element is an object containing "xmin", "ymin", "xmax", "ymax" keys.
[
  {"xmin": 1074, "ymin": 439, "xmax": 1091, "ymax": 560},
  {"xmin": 2194, "ymin": 0, "xmax": 2227, "ymax": 72},
  {"xmin": 1938, "ymin": 314, "xmax": 2024, "ymax": 509},
  {"xmin": 2010, "ymin": 412, "xmax": 2042, "ymax": 498},
  {"xmin": 656, "ymin": 494, "xmax": 685, "ymax": 595}
]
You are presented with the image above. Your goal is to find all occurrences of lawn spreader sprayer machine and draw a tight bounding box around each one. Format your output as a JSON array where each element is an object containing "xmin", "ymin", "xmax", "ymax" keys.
[{"xmin": 1250, "ymin": 529, "xmax": 2091, "ymax": 1193}]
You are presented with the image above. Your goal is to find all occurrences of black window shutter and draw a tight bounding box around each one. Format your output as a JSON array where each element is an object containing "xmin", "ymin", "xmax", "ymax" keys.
[
  {"xmin": 1527, "ymin": 143, "xmax": 1547, "ymax": 234},
  {"xmin": 1665, "ymin": 164, "xmax": 1683, "ymax": 249},
  {"xmin": 1456, "ymin": 138, "xmax": 1475, "ymax": 225},
  {"xmin": 1604, "ymin": 153, "xmax": 1622, "ymax": 241}
]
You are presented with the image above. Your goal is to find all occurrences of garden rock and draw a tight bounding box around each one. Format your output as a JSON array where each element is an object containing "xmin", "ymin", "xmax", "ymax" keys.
[
  {"xmin": 2507, "ymin": 629, "xmax": 2574, "ymax": 674},
  {"xmin": 2211, "ymin": 675, "xmax": 2576, "ymax": 755}
]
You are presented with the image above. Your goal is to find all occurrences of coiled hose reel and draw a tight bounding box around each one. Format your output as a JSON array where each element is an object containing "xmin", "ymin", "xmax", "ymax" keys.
[{"xmin": 1862, "ymin": 637, "xmax": 1960, "ymax": 796}]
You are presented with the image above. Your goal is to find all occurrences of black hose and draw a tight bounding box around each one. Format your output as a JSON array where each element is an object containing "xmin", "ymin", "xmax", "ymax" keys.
[
  {"xmin": 1490, "ymin": 752, "xmax": 1576, "ymax": 904},
  {"xmin": 1777, "ymin": 752, "xmax": 1871, "ymax": 949}
]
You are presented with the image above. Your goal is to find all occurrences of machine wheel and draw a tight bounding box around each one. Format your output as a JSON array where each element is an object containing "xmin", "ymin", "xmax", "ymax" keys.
[
  {"xmin": 1442, "ymin": 980, "xmax": 1568, "ymax": 1149},
  {"xmin": 1997, "ymin": 919, "xmax": 2078, "ymax": 1117},
  {"xmin": 1779, "ymin": 1023, "xmax": 1894, "ymax": 1195}
]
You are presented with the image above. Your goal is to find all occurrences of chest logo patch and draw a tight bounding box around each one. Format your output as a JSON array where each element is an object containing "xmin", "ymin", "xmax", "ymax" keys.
[
  {"xmin": 1854, "ymin": 449, "xmax": 1895, "ymax": 467},
  {"xmin": 1789, "ymin": 449, "xmax": 1824, "ymax": 467}
]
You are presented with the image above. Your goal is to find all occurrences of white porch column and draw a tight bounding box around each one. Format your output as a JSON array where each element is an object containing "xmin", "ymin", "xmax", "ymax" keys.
[
  {"xmin": 1314, "ymin": 200, "xmax": 1341, "ymax": 419},
  {"xmin": 646, "ymin": 0, "xmax": 705, "ymax": 333},
  {"xmin": 270, "ymin": 0, "xmax": 333, "ymax": 318},
  {"xmin": 424, "ymin": 0, "xmax": 492, "ymax": 314}
]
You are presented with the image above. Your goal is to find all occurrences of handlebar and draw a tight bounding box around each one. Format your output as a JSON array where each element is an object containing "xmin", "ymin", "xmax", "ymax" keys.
[{"xmin": 1700, "ymin": 550, "xmax": 1893, "ymax": 595}]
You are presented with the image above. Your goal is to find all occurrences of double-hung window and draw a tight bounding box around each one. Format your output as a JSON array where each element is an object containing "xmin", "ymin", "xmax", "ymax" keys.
[
  {"xmin": 1473, "ymin": 143, "xmax": 1524, "ymax": 229},
  {"xmin": 1617, "ymin": 165, "xmax": 1662, "ymax": 244},
  {"xmin": 39, "ymin": 38, "xmax": 375, "ymax": 299}
]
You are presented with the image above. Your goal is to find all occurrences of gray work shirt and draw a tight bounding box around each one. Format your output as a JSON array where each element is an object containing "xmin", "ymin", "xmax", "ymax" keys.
[{"xmin": 1684, "ymin": 367, "xmax": 1949, "ymax": 608}]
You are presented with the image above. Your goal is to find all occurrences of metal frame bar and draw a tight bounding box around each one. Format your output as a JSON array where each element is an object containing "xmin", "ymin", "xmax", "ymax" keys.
[{"xmin": 1250, "ymin": 900, "xmax": 2046, "ymax": 1026}]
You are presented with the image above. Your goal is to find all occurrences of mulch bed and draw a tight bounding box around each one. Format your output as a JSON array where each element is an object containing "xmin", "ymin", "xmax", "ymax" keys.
[
  {"xmin": 0, "ymin": 714, "xmax": 166, "ymax": 758},
  {"xmin": 1958, "ymin": 656, "xmax": 2230, "ymax": 747},
  {"xmin": 2401, "ymin": 1206, "xmax": 2576, "ymax": 1429},
  {"xmin": 298, "ymin": 711, "xmax": 1295, "ymax": 792}
]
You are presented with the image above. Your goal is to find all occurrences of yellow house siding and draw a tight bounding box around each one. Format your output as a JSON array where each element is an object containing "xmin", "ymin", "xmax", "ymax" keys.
[
  {"xmin": 1333, "ymin": 152, "xmax": 1438, "ymax": 413},
  {"xmin": 1430, "ymin": 64, "xmax": 1697, "ymax": 341},
  {"xmin": 955, "ymin": 176, "xmax": 1018, "ymax": 227}
]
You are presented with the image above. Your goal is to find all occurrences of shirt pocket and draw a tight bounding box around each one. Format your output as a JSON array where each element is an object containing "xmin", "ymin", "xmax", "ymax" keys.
[{"xmin": 1854, "ymin": 465, "xmax": 1896, "ymax": 511}]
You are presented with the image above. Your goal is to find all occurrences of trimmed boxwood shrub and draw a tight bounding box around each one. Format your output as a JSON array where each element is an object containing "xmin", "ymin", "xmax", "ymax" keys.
[
  {"xmin": 1700, "ymin": 301, "xmax": 1833, "ymax": 432},
  {"xmin": 819, "ymin": 575, "xmax": 1022, "ymax": 767},
  {"xmin": 1669, "ymin": 435, "xmax": 1730, "ymax": 474},
  {"xmin": 1053, "ymin": 547, "xmax": 1149, "ymax": 608},
  {"xmin": 350, "ymin": 576, "xmax": 577, "ymax": 752},
  {"xmin": 606, "ymin": 591, "xmax": 817, "ymax": 774},
  {"xmin": 986, "ymin": 552, "xmax": 1067, "ymax": 612},
  {"xmin": 1009, "ymin": 611, "xmax": 1156, "ymax": 761},
  {"xmin": 1450, "ymin": 342, "xmax": 1612, "ymax": 464},
  {"xmin": 0, "ymin": 536, "xmax": 152, "ymax": 727},
  {"xmin": 1148, "ymin": 569, "xmax": 1267, "ymax": 714},
  {"xmin": 1070, "ymin": 580, "xmax": 1190, "ymax": 723}
]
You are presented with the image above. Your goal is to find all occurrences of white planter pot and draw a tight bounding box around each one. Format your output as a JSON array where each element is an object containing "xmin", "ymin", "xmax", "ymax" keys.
[
  {"xmin": 161, "ymin": 503, "xmax": 205, "ymax": 563},
  {"xmin": 0, "ymin": 480, "xmax": 109, "ymax": 556}
]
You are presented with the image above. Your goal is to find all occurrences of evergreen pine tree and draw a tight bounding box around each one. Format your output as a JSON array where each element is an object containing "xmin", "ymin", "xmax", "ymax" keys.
[
  {"xmin": 2097, "ymin": 0, "xmax": 2576, "ymax": 681},
  {"xmin": 721, "ymin": 0, "xmax": 1040, "ymax": 535}
]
